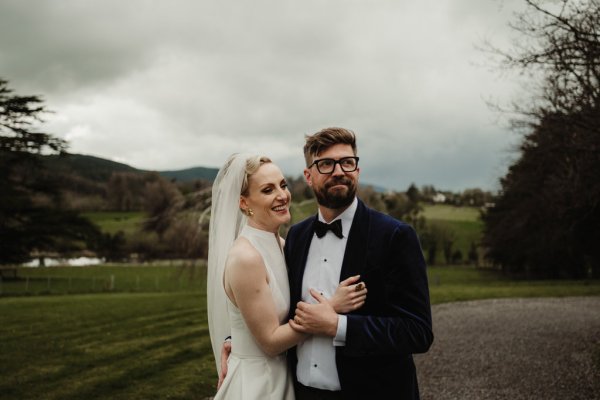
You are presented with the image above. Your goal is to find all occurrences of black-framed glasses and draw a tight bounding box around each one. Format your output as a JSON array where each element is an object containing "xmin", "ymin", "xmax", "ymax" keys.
[{"xmin": 309, "ymin": 156, "xmax": 359, "ymax": 174}]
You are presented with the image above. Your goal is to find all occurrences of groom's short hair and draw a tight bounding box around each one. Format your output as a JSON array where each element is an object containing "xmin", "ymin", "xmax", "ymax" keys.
[{"xmin": 303, "ymin": 127, "xmax": 357, "ymax": 167}]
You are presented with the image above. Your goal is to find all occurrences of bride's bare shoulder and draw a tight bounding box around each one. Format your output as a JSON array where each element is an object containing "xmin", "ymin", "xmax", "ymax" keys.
[{"xmin": 227, "ymin": 237, "xmax": 262, "ymax": 269}]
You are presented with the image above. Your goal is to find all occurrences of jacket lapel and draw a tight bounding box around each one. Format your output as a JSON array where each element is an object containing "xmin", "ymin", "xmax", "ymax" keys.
[
  {"xmin": 340, "ymin": 199, "xmax": 370, "ymax": 280},
  {"xmin": 289, "ymin": 216, "xmax": 316, "ymax": 304}
]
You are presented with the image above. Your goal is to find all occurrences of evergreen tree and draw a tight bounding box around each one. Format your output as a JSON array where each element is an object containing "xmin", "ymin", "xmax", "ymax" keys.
[{"xmin": 0, "ymin": 78, "xmax": 100, "ymax": 265}]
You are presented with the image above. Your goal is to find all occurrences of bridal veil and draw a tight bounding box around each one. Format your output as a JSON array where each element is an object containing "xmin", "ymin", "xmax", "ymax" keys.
[{"xmin": 207, "ymin": 153, "xmax": 250, "ymax": 374}]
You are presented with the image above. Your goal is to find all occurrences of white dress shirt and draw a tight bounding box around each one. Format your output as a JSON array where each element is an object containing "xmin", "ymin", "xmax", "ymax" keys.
[{"xmin": 296, "ymin": 197, "xmax": 358, "ymax": 391}]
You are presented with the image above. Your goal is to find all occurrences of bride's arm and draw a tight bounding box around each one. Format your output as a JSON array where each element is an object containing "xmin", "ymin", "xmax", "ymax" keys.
[{"xmin": 225, "ymin": 239, "xmax": 305, "ymax": 357}]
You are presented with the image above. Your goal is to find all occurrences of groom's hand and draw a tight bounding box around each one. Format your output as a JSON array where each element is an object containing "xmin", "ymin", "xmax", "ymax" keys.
[
  {"xmin": 217, "ymin": 339, "xmax": 232, "ymax": 390},
  {"xmin": 330, "ymin": 275, "xmax": 367, "ymax": 313},
  {"xmin": 290, "ymin": 289, "xmax": 338, "ymax": 336}
]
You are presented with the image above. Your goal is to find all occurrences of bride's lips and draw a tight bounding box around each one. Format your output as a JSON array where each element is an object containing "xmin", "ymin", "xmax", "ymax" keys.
[{"xmin": 272, "ymin": 204, "xmax": 288, "ymax": 213}]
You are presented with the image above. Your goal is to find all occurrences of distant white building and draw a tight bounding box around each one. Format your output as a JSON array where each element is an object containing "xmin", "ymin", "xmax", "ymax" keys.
[{"xmin": 432, "ymin": 192, "xmax": 446, "ymax": 203}]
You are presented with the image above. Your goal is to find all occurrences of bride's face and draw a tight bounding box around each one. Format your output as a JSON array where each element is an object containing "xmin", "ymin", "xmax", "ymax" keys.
[{"xmin": 240, "ymin": 163, "xmax": 291, "ymax": 233}]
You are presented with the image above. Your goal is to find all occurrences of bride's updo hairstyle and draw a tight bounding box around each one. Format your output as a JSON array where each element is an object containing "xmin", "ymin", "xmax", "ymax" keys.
[{"xmin": 240, "ymin": 156, "xmax": 272, "ymax": 196}]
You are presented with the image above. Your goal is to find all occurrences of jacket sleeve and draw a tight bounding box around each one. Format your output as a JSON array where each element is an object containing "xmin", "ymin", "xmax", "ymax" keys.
[{"xmin": 344, "ymin": 224, "xmax": 433, "ymax": 356}]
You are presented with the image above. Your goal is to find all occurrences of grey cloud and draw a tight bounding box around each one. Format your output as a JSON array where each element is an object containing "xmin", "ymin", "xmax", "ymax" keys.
[{"xmin": 0, "ymin": 0, "xmax": 523, "ymax": 191}]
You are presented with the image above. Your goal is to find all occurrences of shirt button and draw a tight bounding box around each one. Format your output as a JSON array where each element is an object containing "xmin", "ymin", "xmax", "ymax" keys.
[
  {"xmin": 324, "ymin": 258, "xmax": 327, "ymax": 262},
  {"xmin": 313, "ymin": 364, "xmax": 318, "ymax": 368}
]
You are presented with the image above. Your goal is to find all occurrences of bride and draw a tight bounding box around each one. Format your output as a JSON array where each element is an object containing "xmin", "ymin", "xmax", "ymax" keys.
[{"xmin": 207, "ymin": 153, "xmax": 366, "ymax": 399}]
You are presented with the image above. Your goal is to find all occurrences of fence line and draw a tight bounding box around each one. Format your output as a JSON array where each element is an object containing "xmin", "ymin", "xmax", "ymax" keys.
[{"xmin": 0, "ymin": 274, "xmax": 204, "ymax": 296}]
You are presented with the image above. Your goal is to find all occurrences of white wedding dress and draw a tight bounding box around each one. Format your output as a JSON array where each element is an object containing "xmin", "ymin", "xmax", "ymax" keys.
[{"xmin": 214, "ymin": 225, "xmax": 295, "ymax": 400}]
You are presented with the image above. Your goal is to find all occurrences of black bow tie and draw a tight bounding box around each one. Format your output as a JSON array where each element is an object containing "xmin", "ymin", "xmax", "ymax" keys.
[{"xmin": 314, "ymin": 219, "xmax": 343, "ymax": 239}]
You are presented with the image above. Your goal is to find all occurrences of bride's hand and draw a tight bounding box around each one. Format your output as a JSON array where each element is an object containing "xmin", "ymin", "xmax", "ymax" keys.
[{"xmin": 328, "ymin": 275, "xmax": 367, "ymax": 313}]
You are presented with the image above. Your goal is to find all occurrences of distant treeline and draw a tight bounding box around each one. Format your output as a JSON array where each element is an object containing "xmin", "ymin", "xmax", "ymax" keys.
[
  {"xmin": 0, "ymin": 142, "xmax": 492, "ymax": 266},
  {"xmin": 22, "ymin": 152, "xmax": 495, "ymax": 212}
]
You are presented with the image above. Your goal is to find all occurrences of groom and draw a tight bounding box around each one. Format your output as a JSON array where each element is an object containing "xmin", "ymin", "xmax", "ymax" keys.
[{"xmin": 286, "ymin": 127, "xmax": 433, "ymax": 399}]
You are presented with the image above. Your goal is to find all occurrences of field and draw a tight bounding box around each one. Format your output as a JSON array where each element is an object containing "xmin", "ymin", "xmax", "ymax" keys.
[
  {"xmin": 421, "ymin": 204, "xmax": 484, "ymax": 264},
  {"xmin": 427, "ymin": 266, "xmax": 600, "ymax": 303},
  {"xmin": 2, "ymin": 205, "xmax": 597, "ymax": 399},
  {"xmin": 1, "ymin": 264, "xmax": 213, "ymax": 399},
  {"xmin": 2, "ymin": 264, "xmax": 599, "ymax": 400},
  {"xmin": 0, "ymin": 263, "xmax": 205, "ymax": 296},
  {"xmin": 82, "ymin": 211, "xmax": 145, "ymax": 236},
  {"xmin": 0, "ymin": 291, "xmax": 214, "ymax": 400},
  {"xmin": 80, "ymin": 204, "xmax": 485, "ymax": 266},
  {"xmin": 421, "ymin": 204, "xmax": 481, "ymax": 221},
  {"xmin": 289, "ymin": 199, "xmax": 318, "ymax": 225}
]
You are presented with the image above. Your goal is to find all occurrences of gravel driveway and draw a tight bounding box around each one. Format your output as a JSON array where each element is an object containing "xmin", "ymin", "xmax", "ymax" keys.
[{"xmin": 414, "ymin": 297, "xmax": 600, "ymax": 400}]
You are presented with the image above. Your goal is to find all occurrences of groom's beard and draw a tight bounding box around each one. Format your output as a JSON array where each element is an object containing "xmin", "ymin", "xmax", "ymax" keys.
[{"xmin": 313, "ymin": 176, "xmax": 357, "ymax": 209}]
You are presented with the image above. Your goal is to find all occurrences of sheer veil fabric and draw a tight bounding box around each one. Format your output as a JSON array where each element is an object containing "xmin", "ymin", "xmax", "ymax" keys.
[{"xmin": 207, "ymin": 153, "xmax": 251, "ymax": 374}]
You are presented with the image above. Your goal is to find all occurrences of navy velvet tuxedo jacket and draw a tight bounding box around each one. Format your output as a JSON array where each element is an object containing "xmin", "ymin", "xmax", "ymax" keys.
[{"xmin": 284, "ymin": 199, "xmax": 433, "ymax": 399}]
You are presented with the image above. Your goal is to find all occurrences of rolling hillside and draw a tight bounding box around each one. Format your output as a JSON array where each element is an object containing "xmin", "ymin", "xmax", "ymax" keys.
[{"xmin": 41, "ymin": 153, "xmax": 219, "ymax": 183}]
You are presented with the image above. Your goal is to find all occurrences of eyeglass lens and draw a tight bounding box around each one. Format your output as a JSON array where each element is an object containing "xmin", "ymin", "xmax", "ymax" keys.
[{"xmin": 316, "ymin": 157, "xmax": 358, "ymax": 173}]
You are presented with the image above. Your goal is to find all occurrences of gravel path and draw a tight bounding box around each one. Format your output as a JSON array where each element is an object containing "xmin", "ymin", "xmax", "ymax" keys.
[{"xmin": 414, "ymin": 297, "xmax": 600, "ymax": 400}]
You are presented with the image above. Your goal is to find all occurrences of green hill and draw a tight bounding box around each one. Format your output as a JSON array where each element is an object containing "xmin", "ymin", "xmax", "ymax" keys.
[
  {"xmin": 3, "ymin": 152, "xmax": 220, "ymax": 212},
  {"xmin": 158, "ymin": 166, "xmax": 218, "ymax": 182},
  {"xmin": 39, "ymin": 153, "xmax": 219, "ymax": 183},
  {"xmin": 42, "ymin": 153, "xmax": 139, "ymax": 182}
]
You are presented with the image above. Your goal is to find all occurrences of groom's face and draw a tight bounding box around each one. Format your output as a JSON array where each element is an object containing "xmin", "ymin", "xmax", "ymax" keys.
[{"xmin": 304, "ymin": 143, "xmax": 359, "ymax": 210}]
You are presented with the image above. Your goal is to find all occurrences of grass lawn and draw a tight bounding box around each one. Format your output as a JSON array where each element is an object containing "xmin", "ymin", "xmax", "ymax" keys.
[
  {"xmin": 427, "ymin": 266, "xmax": 600, "ymax": 304},
  {"xmin": 2, "ymin": 265, "xmax": 599, "ymax": 400},
  {"xmin": 0, "ymin": 292, "xmax": 215, "ymax": 400}
]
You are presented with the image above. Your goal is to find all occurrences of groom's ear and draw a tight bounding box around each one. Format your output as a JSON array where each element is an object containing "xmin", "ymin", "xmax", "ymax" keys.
[{"xmin": 303, "ymin": 169, "xmax": 312, "ymax": 186}]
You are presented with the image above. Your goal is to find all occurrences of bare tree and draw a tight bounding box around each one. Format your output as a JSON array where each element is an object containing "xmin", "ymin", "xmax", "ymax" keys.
[{"xmin": 482, "ymin": 0, "xmax": 600, "ymax": 278}]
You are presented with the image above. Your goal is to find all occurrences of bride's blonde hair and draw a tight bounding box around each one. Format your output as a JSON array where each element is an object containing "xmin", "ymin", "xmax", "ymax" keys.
[{"xmin": 240, "ymin": 155, "xmax": 272, "ymax": 196}]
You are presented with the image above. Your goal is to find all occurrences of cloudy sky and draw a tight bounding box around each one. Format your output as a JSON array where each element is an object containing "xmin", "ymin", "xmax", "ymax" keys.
[{"xmin": 0, "ymin": 0, "xmax": 529, "ymax": 192}]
